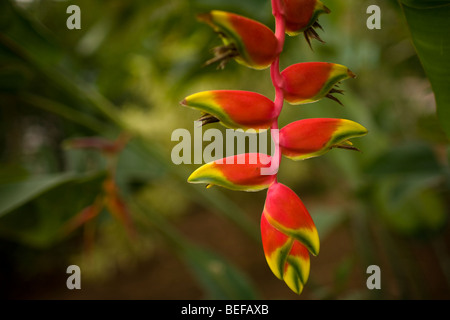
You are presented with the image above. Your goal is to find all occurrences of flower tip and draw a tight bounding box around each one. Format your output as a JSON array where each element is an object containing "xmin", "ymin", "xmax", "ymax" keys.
[
  {"xmin": 187, "ymin": 163, "xmax": 221, "ymax": 188},
  {"xmin": 323, "ymin": 4, "xmax": 331, "ymax": 14},
  {"xmin": 187, "ymin": 171, "xmax": 199, "ymax": 184},
  {"xmin": 348, "ymin": 69, "xmax": 357, "ymax": 79},
  {"xmin": 187, "ymin": 166, "xmax": 204, "ymax": 183},
  {"xmin": 197, "ymin": 12, "xmax": 213, "ymax": 25},
  {"xmin": 347, "ymin": 120, "xmax": 368, "ymax": 136},
  {"xmin": 310, "ymin": 237, "xmax": 320, "ymax": 256},
  {"xmin": 293, "ymin": 286, "xmax": 304, "ymax": 295},
  {"xmin": 179, "ymin": 99, "xmax": 188, "ymax": 106},
  {"xmin": 285, "ymin": 276, "xmax": 305, "ymax": 295}
]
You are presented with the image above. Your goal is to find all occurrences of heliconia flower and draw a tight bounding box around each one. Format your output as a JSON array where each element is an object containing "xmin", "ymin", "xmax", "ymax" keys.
[
  {"xmin": 198, "ymin": 10, "xmax": 279, "ymax": 70},
  {"xmin": 180, "ymin": 90, "xmax": 277, "ymax": 130},
  {"xmin": 281, "ymin": 62, "xmax": 356, "ymax": 105},
  {"xmin": 263, "ymin": 183, "xmax": 319, "ymax": 255},
  {"xmin": 280, "ymin": 118, "xmax": 368, "ymax": 160},
  {"xmin": 281, "ymin": 0, "xmax": 331, "ymax": 47},
  {"xmin": 283, "ymin": 240, "xmax": 312, "ymax": 294},
  {"xmin": 261, "ymin": 183, "xmax": 319, "ymax": 294},
  {"xmin": 188, "ymin": 153, "xmax": 276, "ymax": 192},
  {"xmin": 261, "ymin": 214, "xmax": 311, "ymax": 294}
]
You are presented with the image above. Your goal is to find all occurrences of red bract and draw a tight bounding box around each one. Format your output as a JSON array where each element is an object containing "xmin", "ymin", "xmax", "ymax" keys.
[
  {"xmin": 282, "ymin": 0, "xmax": 331, "ymax": 47},
  {"xmin": 281, "ymin": 62, "xmax": 356, "ymax": 105},
  {"xmin": 261, "ymin": 183, "xmax": 318, "ymax": 294},
  {"xmin": 261, "ymin": 214, "xmax": 310, "ymax": 294},
  {"xmin": 188, "ymin": 153, "xmax": 276, "ymax": 192},
  {"xmin": 181, "ymin": 90, "xmax": 277, "ymax": 130},
  {"xmin": 263, "ymin": 183, "xmax": 319, "ymax": 255},
  {"xmin": 280, "ymin": 118, "xmax": 368, "ymax": 160},
  {"xmin": 199, "ymin": 11, "xmax": 279, "ymax": 69}
]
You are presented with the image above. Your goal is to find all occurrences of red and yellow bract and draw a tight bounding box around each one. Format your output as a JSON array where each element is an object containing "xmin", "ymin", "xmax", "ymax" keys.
[
  {"xmin": 188, "ymin": 153, "xmax": 276, "ymax": 192},
  {"xmin": 261, "ymin": 183, "xmax": 318, "ymax": 294},
  {"xmin": 181, "ymin": 90, "xmax": 277, "ymax": 131},
  {"xmin": 280, "ymin": 118, "xmax": 368, "ymax": 160},
  {"xmin": 199, "ymin": 11, "xmax": 279, "ymax": 70},
  {"xmin": 281, "ymin": 62, "xmax": 356, "ymax": 105},
  {"xmin": 263, "ymin": 183, "xmax": 319, "ymax": 255},
  {"xmin": 282, "ymin": 0, "xmax": 330, "ymax": 36}
]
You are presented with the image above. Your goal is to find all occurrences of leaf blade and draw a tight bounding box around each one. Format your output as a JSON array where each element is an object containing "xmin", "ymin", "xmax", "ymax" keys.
[{"xmin": 400, "ymin": 1, "xmax": 450, "ymax": 138}]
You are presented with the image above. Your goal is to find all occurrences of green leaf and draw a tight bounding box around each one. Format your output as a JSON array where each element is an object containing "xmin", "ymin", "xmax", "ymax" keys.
[
  {"xmin": 400, "ymin": 0, "xmax": 450, "ymax": 138},
  {"xmin": 0, "ymin": 0, "xmax": 62, "ymax": 66},
  {"xmin": 0, "ymin": 173, "xmax": 98, "ymax": 217},
  {"xmin": 0, "ymin": 172, "xmax": 105, "ymax": 247}
]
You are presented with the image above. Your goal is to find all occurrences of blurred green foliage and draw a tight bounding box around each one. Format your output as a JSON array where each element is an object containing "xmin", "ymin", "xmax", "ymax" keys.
[
  {"xmin": 0, "ymin": 0, "xmax": 449, "ymax": 299},
  {"xmin": 400, "ymin": 0, "xmax": 450, "ymax": 138}
]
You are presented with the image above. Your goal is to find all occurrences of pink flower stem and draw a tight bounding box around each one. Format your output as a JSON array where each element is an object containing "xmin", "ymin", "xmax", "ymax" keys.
[{"xmin": 269, "ymin": 0, "xmax": 286, "ymax": 180}]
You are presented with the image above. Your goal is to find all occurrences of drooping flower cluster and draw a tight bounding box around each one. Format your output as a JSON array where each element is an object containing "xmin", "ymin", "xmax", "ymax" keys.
[{"xmin": 181, "ymin": 0, "xmax": 367, "ymax": 294}]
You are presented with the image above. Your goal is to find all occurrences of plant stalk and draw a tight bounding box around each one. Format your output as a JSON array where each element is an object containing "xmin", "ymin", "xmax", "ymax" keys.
[{"xmin": 269, "ymin": 0, "xmax": 286, "ymax": 178}]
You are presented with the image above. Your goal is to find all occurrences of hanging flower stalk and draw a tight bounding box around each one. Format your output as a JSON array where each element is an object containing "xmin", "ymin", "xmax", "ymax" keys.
[
  {"xmin": 61, "ymin": 134, "xmax": 136, "ymax": 244},
  {"xmin": 181, "ymin": 0, "xmax": 368, "ymax": 295}
]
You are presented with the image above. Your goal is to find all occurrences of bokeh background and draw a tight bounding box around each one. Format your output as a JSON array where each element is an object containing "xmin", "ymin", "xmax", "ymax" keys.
[{"xmin": 1, "ymin": 0, "xmax": 449, "ymax": 299}]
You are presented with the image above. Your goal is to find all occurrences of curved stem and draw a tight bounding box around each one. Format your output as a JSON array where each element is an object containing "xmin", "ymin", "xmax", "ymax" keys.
[
  {"xmin": 272, "ymin": 0, "xmax": 286, "ymax": 55},
  {"xmin": 270, "ymin": 0, "xmax": 286, "ymax": 176}
]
